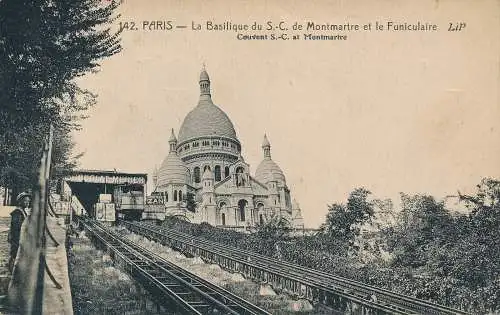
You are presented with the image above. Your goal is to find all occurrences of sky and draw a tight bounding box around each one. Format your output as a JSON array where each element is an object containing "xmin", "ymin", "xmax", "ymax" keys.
[{"xmin": 75, "ymin": 0, "xmax": 500, "ymax": 227}]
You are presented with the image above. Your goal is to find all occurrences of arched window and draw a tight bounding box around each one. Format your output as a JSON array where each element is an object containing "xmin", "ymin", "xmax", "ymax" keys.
[
  {"xmin": 236, "ymin": 166, "xmax": 244, "ymax": 173},
  {"xmin": 179, "ymin": 191, "xmax": 182, "ymax": 201},
  {"xmin": 221, "ymin": 213, "xmax": 226, "ymax": 226},
  {"xmin": 194, "ymin": 167, "xmax": 200, "ymax": 183},
  {"xmin": 224, "ymin": 166, "xmax": 230, "ymax": 178},
  {"xmin": 174, "ymin": 190, "xmax": 178, "ymax": 201},
  {"xmin": 204, "ymin": 165, "xmax": 211, "ymax": 172},
  {"xmin": 214, "ymin": 165, "xmax": 221, "ymax": 182},
  {"xmin": 238, "ymin": 200, "xmax": 247, "ymax": 221},
  {"xmin": 257, "ymin": 203, "xmax": 264, "ymax": 212},
  {"xmin": 165, "ymin": 192, "xmax": 168, "ymax": 202}
]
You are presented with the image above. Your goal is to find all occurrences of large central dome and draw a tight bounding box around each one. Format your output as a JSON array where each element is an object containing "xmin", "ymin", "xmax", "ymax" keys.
[{"xmin": 177, "ymin": 69, "xmax": 238, "ymax": 144}]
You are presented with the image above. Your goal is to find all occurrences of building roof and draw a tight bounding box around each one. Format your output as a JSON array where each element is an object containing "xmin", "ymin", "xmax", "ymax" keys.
[
  {"xmin": 262, "ymin": 134, "xmax": 270, "ymax": 147},
  {"xmin": 255, "ymin": 159, "xmax": 286, "ymax": 184},
  {"xmin": 178, "ymin": 102, "xmax": 237, "ymax": 143},
  {"xmin": 169, "ymin": 128, "xmax": 177, "ymax": 142},
  {"xmin": 64, "ymin": 169, "xmax": 148, "ymax": 179},
  {"xmin": 177, "ymin": 69, "xmax": 238, "ymax": 144},
  {"xmin": 255, "ymin": 135, "xmax": 286, "ymax": 184},
  {"xmin": 157, "ymin": 152, "xmax": 190, "ymax": 185},
  {"xmin": 200, "ymin": 68, "xmax": 209, "ymax": 81}
]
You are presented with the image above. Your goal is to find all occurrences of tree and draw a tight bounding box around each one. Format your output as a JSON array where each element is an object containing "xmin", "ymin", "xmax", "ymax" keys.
[
  {"xmin": 255, "ymin": 215, "xmax": 292, "ymax": 240},
  {"xmin": 377, "ymin": 182, "xmax": 500, "ymax": 312},
  {"xmin": 0, "ymin": 0, "xmax": 122, "ymax": 200},
  {"xmin": 253, "ymin": 215, "xmax": 292, "ymax": 258},
  {"xmin": 453, "ymin": 178, "xmax": 500, "ymax": 311},
  {"xmin": 385, "ymin": 193, "xmax": 454, "ymax": 268},
  {"xmin": 320, "ymin": 188, "xmax": 375, "ymax": 247},
  {"xmin": 355, "ymin": 198, "xmax": 396, "ymax": 264}
]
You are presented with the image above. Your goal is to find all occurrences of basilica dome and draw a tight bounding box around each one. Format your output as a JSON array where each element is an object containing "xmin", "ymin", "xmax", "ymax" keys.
[
  {"xmin": 157, "ymin": 154, "xmax": 189, "ymax": 185},
  {"xmin": 255, "ymin": 134, "xmax": 286, "ymax": 185},
  {"xmin": 255, "ymin": 159, "xmax": 286, "ymax": 185},
  {"xmin": 177, "ymin": 69, "xmax": 238, "ymax": 144},
  {"xmin": 157, "ymin": 130, "xmax": 190, "ymax": 185},
  {"xmin": 178, "ymin": 102, "xmax": 237, "ymax": 143}
]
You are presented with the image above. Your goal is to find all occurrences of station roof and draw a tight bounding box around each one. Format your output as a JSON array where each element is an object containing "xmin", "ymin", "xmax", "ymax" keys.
[{"xmin": 63, "ymin": 169, "xmax": 148, "ymax": 185}]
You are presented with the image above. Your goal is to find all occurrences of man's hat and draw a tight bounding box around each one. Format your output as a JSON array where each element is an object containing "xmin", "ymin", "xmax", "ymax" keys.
[{"xmin": 16, "ymin": 192, "xmax": 32, "ymax": 204}]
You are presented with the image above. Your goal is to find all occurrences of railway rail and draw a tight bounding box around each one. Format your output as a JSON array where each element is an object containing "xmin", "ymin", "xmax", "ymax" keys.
[
  {"xmin": 77, "ymin": 217, "xmax": 271, "ymax": 315},
  {"xmin": 120, "ymin": 220, "xmax": 470, "ymax": 315}
]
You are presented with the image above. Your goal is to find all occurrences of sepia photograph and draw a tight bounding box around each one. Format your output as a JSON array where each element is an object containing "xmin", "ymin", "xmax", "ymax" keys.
[{"xmin": 0, "ymin": 0, "xmax": 499, "ymax": 314}]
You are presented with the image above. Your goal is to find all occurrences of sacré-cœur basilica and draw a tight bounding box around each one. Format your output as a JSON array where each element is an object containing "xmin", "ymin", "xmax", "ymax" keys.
[{"xmin": 152, "ymin": 68, "xmax": 304, "ymax": 230}]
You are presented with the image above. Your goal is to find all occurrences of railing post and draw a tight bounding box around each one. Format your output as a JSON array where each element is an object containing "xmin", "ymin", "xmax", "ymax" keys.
[{"xmin": 7, "ymin": 124, "xmax": 54, "ymax": 314}]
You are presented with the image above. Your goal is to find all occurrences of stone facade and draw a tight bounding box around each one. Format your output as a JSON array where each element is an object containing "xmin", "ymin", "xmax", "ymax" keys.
[{"xmin": 154, "ymin": 68, "xmax": 304, "ymax": 229}]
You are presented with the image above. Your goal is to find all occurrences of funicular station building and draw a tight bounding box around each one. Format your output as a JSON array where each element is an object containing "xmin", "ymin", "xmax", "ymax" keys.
[
  {"xmin": 56, "ymin": 170, "xmax": 147, "ymax": 221},
  {"xmin": 151, "ymin": 69, "xmax": 304, "ymax": 231}
]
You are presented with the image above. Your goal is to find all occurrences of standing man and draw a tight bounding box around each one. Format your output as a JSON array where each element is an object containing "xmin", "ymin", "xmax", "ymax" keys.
[{"xmin": 8, "ymin": 192, "xmax": 31, "ymax": 272}]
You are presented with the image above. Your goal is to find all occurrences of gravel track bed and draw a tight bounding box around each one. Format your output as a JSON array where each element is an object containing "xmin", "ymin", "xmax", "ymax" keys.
[{"xmin": 114, "ymin": 226, "xmax": 337, "ymax": 315}]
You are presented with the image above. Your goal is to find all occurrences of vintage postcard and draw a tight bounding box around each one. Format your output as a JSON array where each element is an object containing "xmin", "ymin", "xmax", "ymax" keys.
[{"xmin": 1, "ymin": 0, "xmax": 499, "ymax": 314}]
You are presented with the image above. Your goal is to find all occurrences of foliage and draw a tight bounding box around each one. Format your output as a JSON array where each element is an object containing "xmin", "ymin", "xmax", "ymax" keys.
[
  {"xmin": 320, "ymin": 188, "xmax": 375, "ymax": 248},
  {"xmin": 163, "ymin": 180, "xmax": 500, "ymax": 313},
  {"xmin": 353, "ymin": 198, "xmax": 395, "ymax": 265},
  {"xmin": 0, "ymin": 0, "xmax": 122, "ymax": 200},
  {"xmin": 381, "ymin": 182, "xmax": 500, "ymax": 313},
  {"xmin": 385, "ymin": 193, "xmax": 454, "ymax": 268},
  {"xmin": 255, "ymin": 215, "xmax": 292, "ymax": 239},
  {"xmin": 454, "ymin": 178, "xmax": 500, "ymax": 312}
]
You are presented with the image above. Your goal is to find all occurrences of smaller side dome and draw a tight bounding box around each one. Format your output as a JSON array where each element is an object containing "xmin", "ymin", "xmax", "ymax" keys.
[
  {"xmin": 255, "ymin": 159, "xmax": 286, "ymax": 185},
  {"xmin": 255, "ymin": 134, "xmax": 286, "ymax": 185},
  {"xmin": 157, "ymin": 152, "xmax": 189, "ymax": 185}
]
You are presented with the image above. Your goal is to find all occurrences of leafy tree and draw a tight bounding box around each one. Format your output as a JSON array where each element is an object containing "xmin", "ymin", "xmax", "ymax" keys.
[
  {"xmin": 385, "ymin": 193, "xmax": 454, "ymax": 268},
  {"xmin": 252, "ymin": 215, "xmax": 292, "ymax": 258},
  {"xmin": 320, "ymin": 188, "xmax": 375, "ymax": 247},
  {"xmin": 382, "ymin": 184, "xmax": 500, "ymax": 312},
  {"xmin": 255, "ymin": 215, "xmax": 292, "ymax": 240},
  {"xmin": 355, "ymin": 198, "xmax": 396, "ymax": 265},
  {"xmin": 0, "ymin": 0, "xmax": 122, "ymax": 200},
  {"xmin": 453, "ymin": 179, "xmax": 500, "ymax": 312}
]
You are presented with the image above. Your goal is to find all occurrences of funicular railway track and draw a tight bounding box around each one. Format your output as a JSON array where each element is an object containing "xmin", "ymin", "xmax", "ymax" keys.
[
  {"xmin": 77, "ymin": 217, "xmax": 271, "ymax": 315},
  {"xmin": 120, "ymin": 220, "xmax": 470, "ymax": 315}
]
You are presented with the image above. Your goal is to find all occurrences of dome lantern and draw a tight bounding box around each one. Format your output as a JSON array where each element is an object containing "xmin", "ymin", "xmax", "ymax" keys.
[
  {"xmin": 199, "ymin": 66, "xmax": 211, "ymax": 97},
  {"xmin": 177, "ymin": 68, "xmax": 239, "ymax": 145},
  {"xmin": 262, "ymin": 134, "xmax": 271, "ymax": 159},
  {"xmin": 169, "ymin": 129, "xmax": 177, "ymax": 152}
]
